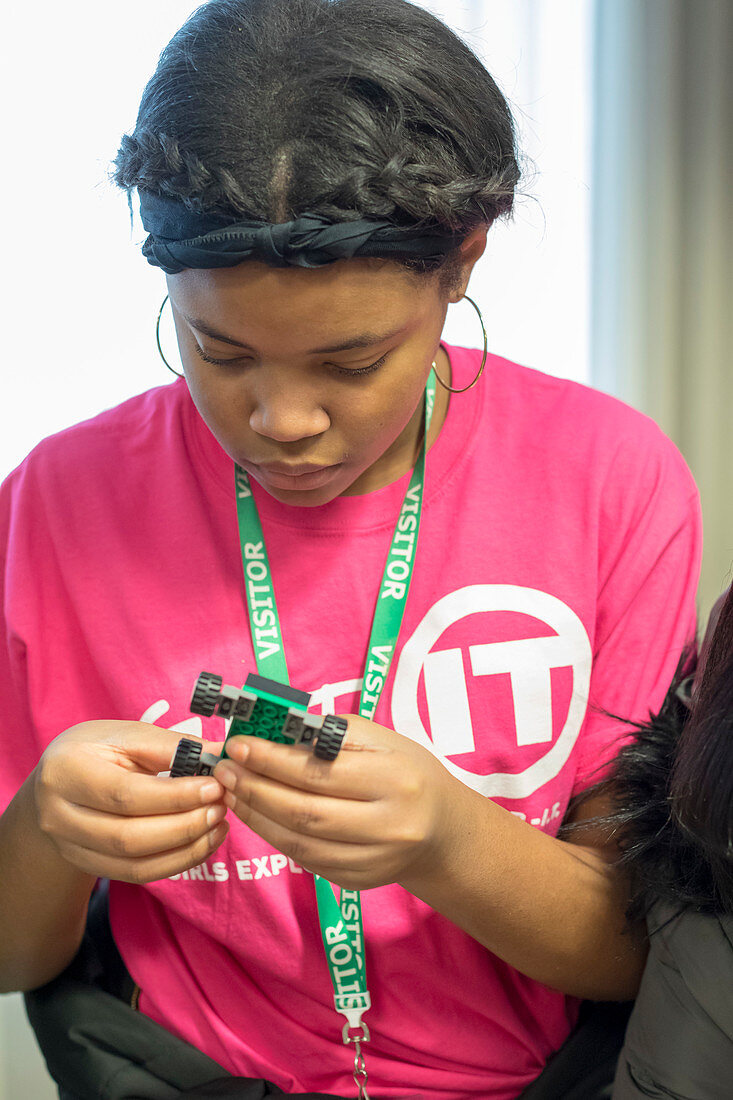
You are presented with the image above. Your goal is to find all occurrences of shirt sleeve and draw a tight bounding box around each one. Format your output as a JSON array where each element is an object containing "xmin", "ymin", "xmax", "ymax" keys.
[{"xmin": 573, "ymin": 424, "xmax": 702, "ymax": 794}]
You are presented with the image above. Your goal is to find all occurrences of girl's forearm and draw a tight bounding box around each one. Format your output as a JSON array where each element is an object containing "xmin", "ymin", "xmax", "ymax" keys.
[
  {"xmin": 0, "ymin": 774, "xmax": 95, "ymax": 993},
  {"xmin": 400, "ymin": 783, "xmax": 646, "ymax": 1000}
]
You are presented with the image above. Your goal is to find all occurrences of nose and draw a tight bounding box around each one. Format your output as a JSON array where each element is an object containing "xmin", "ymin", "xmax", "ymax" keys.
[{"xmin": 248, "ymin": 376, "xmax": 331, "ymax": 443}]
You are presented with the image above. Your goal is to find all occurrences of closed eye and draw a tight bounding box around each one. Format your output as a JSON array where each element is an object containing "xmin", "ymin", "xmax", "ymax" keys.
[
  {"xmin": 331, "ymin": 354, "xmax": 388, "ymax": 377},
  {"xmin": 192, "ymin": 345, "xmax": 251, "ymax": 368},
  {"xmin": 192, "ymin": 344, "xmax": 388, "ymax": 377}
]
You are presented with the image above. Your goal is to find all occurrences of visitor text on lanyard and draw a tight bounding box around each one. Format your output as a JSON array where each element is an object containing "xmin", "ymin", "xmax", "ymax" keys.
[{"xmin": 234, "ymin": 372, "xmax": 435, "ymax": 1097}]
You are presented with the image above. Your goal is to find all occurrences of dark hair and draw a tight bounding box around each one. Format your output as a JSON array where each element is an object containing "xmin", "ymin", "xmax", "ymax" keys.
[
  {"xmin": 669, "ymin": 586, "xmax": 733, "ymax": 909},
  {"xmin": 568, "ymin": 587, "xmax": 733, "ymax": 922},
  {"xmin": 593, "ymin": 666, "xmax": 720, "ymax": 922},
  {"xmin": 114, "ymin": 0, "xmax": 520, "ymax": 278}
]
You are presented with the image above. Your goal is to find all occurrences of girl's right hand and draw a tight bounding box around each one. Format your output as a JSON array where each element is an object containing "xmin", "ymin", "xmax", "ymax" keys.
[{"xmin": 32, "ymin": 721, "xmax": 228, "ymax": 884}]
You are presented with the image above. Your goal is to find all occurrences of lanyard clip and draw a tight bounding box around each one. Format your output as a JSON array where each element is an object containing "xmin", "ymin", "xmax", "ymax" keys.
[
  {"xmin": 342, "ymin": 1021, "xmax": 371, "ymax": 1100},
  {"xmin": 342, "ymin": 1020, "xmax": 370, "ymax": 1046}
]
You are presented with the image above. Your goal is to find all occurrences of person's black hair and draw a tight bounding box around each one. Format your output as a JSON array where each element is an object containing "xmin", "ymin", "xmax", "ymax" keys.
[
  {"xmin": 669, "ymin": 586, "xmax": 733, "ymax": 911},
  {"xmin": 113, "ymin": 0, "xmax": 520, "ymax": 281},
  {"xmin": 564, "ymin": 586, "xmax": 733, "ymax": 923}
]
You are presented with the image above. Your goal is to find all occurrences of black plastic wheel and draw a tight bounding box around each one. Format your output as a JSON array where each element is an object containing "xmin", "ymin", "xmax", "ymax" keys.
[
  {"xmin": 170, "ymin": 738, "xmax": 203, "ymax": 777},
  {"xmin": 313, "ymin": 715, "xmax": 347, "ymax": 761},
  {"xmin": 190, "ymin": 671, "xmax": 223, "ymax": 717}
]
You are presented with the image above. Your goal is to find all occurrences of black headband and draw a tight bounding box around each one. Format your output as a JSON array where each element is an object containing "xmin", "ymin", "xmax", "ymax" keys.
[{"xmin": 138, "ymin": 190, "xmax": 463, "ymax": 273}]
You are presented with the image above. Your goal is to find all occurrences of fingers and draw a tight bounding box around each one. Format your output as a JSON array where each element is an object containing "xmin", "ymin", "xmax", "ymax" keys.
[
  {"xmin": 39, "ymin": 744, "xmax": 224, "ymax": 817},
  {"xmin": 221, "ymin": 729, "xmax": 386, "ymax": 801},
  {"xmin": 55, "ymin": 821, "xmax": 230, "ymax": 885},
  {"xmin": 219, "ymin": 763, "xmax": 379, "ymax": 843},
  {"xmin": 212, "ymin": 721, "xmax": 451, "ymax": 890},
  {"xmin": 32, "ymin": 722, "xmax": 232, "ymax": 885},
  {"xmin": 49, "ymin": 799, "xmax": 229, "ymax": 859},
  {"xmin": 74, "ymin": 721, "xmax": 202, "ymax": 775},
  {"xmin": 230, "ymin": 804, "xmax": 388, "ymax": 888}
]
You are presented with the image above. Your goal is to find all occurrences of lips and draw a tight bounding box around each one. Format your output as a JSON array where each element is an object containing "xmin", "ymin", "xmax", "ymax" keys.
[
  {"xmin": 249, "ymin": 461, "xmax": 344, "ymax": 492},
  {"xmin": 257, "ymin": 462, "xmax": 336, "ymax": 477}
]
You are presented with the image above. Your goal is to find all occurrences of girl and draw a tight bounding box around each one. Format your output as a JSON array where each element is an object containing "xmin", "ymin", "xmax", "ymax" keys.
[{"xmin": 0, "ymin": 1, "xmax": 701, "ymax": 1097}]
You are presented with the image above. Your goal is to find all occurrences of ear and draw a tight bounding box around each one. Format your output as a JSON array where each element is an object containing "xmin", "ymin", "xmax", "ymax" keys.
[{"xmin": 448, "ymin": 226, "xmax": 489, "ymax": 302}]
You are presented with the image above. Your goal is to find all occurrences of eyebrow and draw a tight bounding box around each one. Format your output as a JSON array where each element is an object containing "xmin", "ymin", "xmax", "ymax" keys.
[{"xmin": 184, "ymin": 316, "xmax": 407, "ymax": 354}]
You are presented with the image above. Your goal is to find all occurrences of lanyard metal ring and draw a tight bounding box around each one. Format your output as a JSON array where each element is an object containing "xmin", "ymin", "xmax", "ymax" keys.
[{"xmin": 343, "ymin": 1023, "xmax": 371, "ymax": 1100}]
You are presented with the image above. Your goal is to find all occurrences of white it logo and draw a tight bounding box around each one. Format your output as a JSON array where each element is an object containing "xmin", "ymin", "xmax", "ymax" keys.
[{"xmin": 391, "ymin": 585, "xmax": 592, "ymax": 799}]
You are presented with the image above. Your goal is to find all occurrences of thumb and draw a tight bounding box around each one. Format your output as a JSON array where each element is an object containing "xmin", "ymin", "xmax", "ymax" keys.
[{"xmin": 92, "ymin": 721, "xmax": 222, "ymax": 775}]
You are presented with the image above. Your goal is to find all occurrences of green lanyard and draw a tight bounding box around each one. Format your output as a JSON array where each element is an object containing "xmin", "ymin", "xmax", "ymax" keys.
[{"xmin": 234, "ymin": 371, "xmax": 435, "ymax": 1087}]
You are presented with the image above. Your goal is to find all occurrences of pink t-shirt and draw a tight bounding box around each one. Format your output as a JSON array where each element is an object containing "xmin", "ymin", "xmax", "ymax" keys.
[{"xmin": 0, "ymin": 346, "xmax": 701, "ymax": 1098}]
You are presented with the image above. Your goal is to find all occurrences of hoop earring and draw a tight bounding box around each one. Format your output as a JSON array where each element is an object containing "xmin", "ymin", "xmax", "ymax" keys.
[
  {"xmin": 433, "ymin": 295, "xmax": 487, "ymax": 393},
  {"xmin": 156, "ymin": 294, "xmax": 184, "ymax": 378}
]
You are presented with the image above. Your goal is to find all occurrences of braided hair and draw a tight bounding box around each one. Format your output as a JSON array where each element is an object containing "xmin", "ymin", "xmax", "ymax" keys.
[{"xmin": 114, "ymin": 0, "xmax": 520, "ymax": 279}]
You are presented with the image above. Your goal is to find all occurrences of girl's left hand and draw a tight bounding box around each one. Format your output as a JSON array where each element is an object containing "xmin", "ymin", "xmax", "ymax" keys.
[{"xmin": 214, "ymin": 715, "xmax": 464, "ymax": 890}]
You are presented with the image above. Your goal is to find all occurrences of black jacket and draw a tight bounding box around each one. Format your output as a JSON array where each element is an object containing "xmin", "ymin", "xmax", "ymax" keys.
[
  {"xmin": 610, "ymin": 592, "xmax": 733, "ymax": 1099},
  {"xmin": 613, "ymin": 903, "xmax": 733, "ymax": 1098}
]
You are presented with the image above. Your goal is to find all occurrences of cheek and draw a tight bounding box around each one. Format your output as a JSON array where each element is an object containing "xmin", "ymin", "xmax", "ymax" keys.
[
  {"xmin": 374, "ymin": 373, "xmax": 426, "ymax": 429},
  {"xmin": 339, "ymin": 389, "xmax": 401, "ymax": 450},
  {"xmin": 184, "ymin": 370, "xmax": 251, "ymax": 442},
  {"xmin": 373, "ymin": 397, "xmax": 410, "ymax": 436}
]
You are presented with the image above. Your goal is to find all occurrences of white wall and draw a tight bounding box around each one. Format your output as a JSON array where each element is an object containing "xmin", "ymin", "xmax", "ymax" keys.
[
  {"xmin": 427, "ymin": 0, "xmax": 592, "ymax": 385},
  {"xmin": 2, "ymin": 2, "xmax": 203, "ymax": 484}
]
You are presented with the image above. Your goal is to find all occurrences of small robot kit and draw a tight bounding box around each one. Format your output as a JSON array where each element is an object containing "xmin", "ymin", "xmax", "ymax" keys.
[{"xmin": 170, "ymin": 671, "xmax": 348, "ymax": 777}]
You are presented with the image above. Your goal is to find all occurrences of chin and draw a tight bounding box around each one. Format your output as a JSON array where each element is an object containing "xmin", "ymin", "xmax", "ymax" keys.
[
  {"xmin": 252, "ymin": 472, "xmax": 354, "ymax": 507},
  {"xmin": 267, "ymin": 488, "xmax": 342, "ymax": 507}
]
